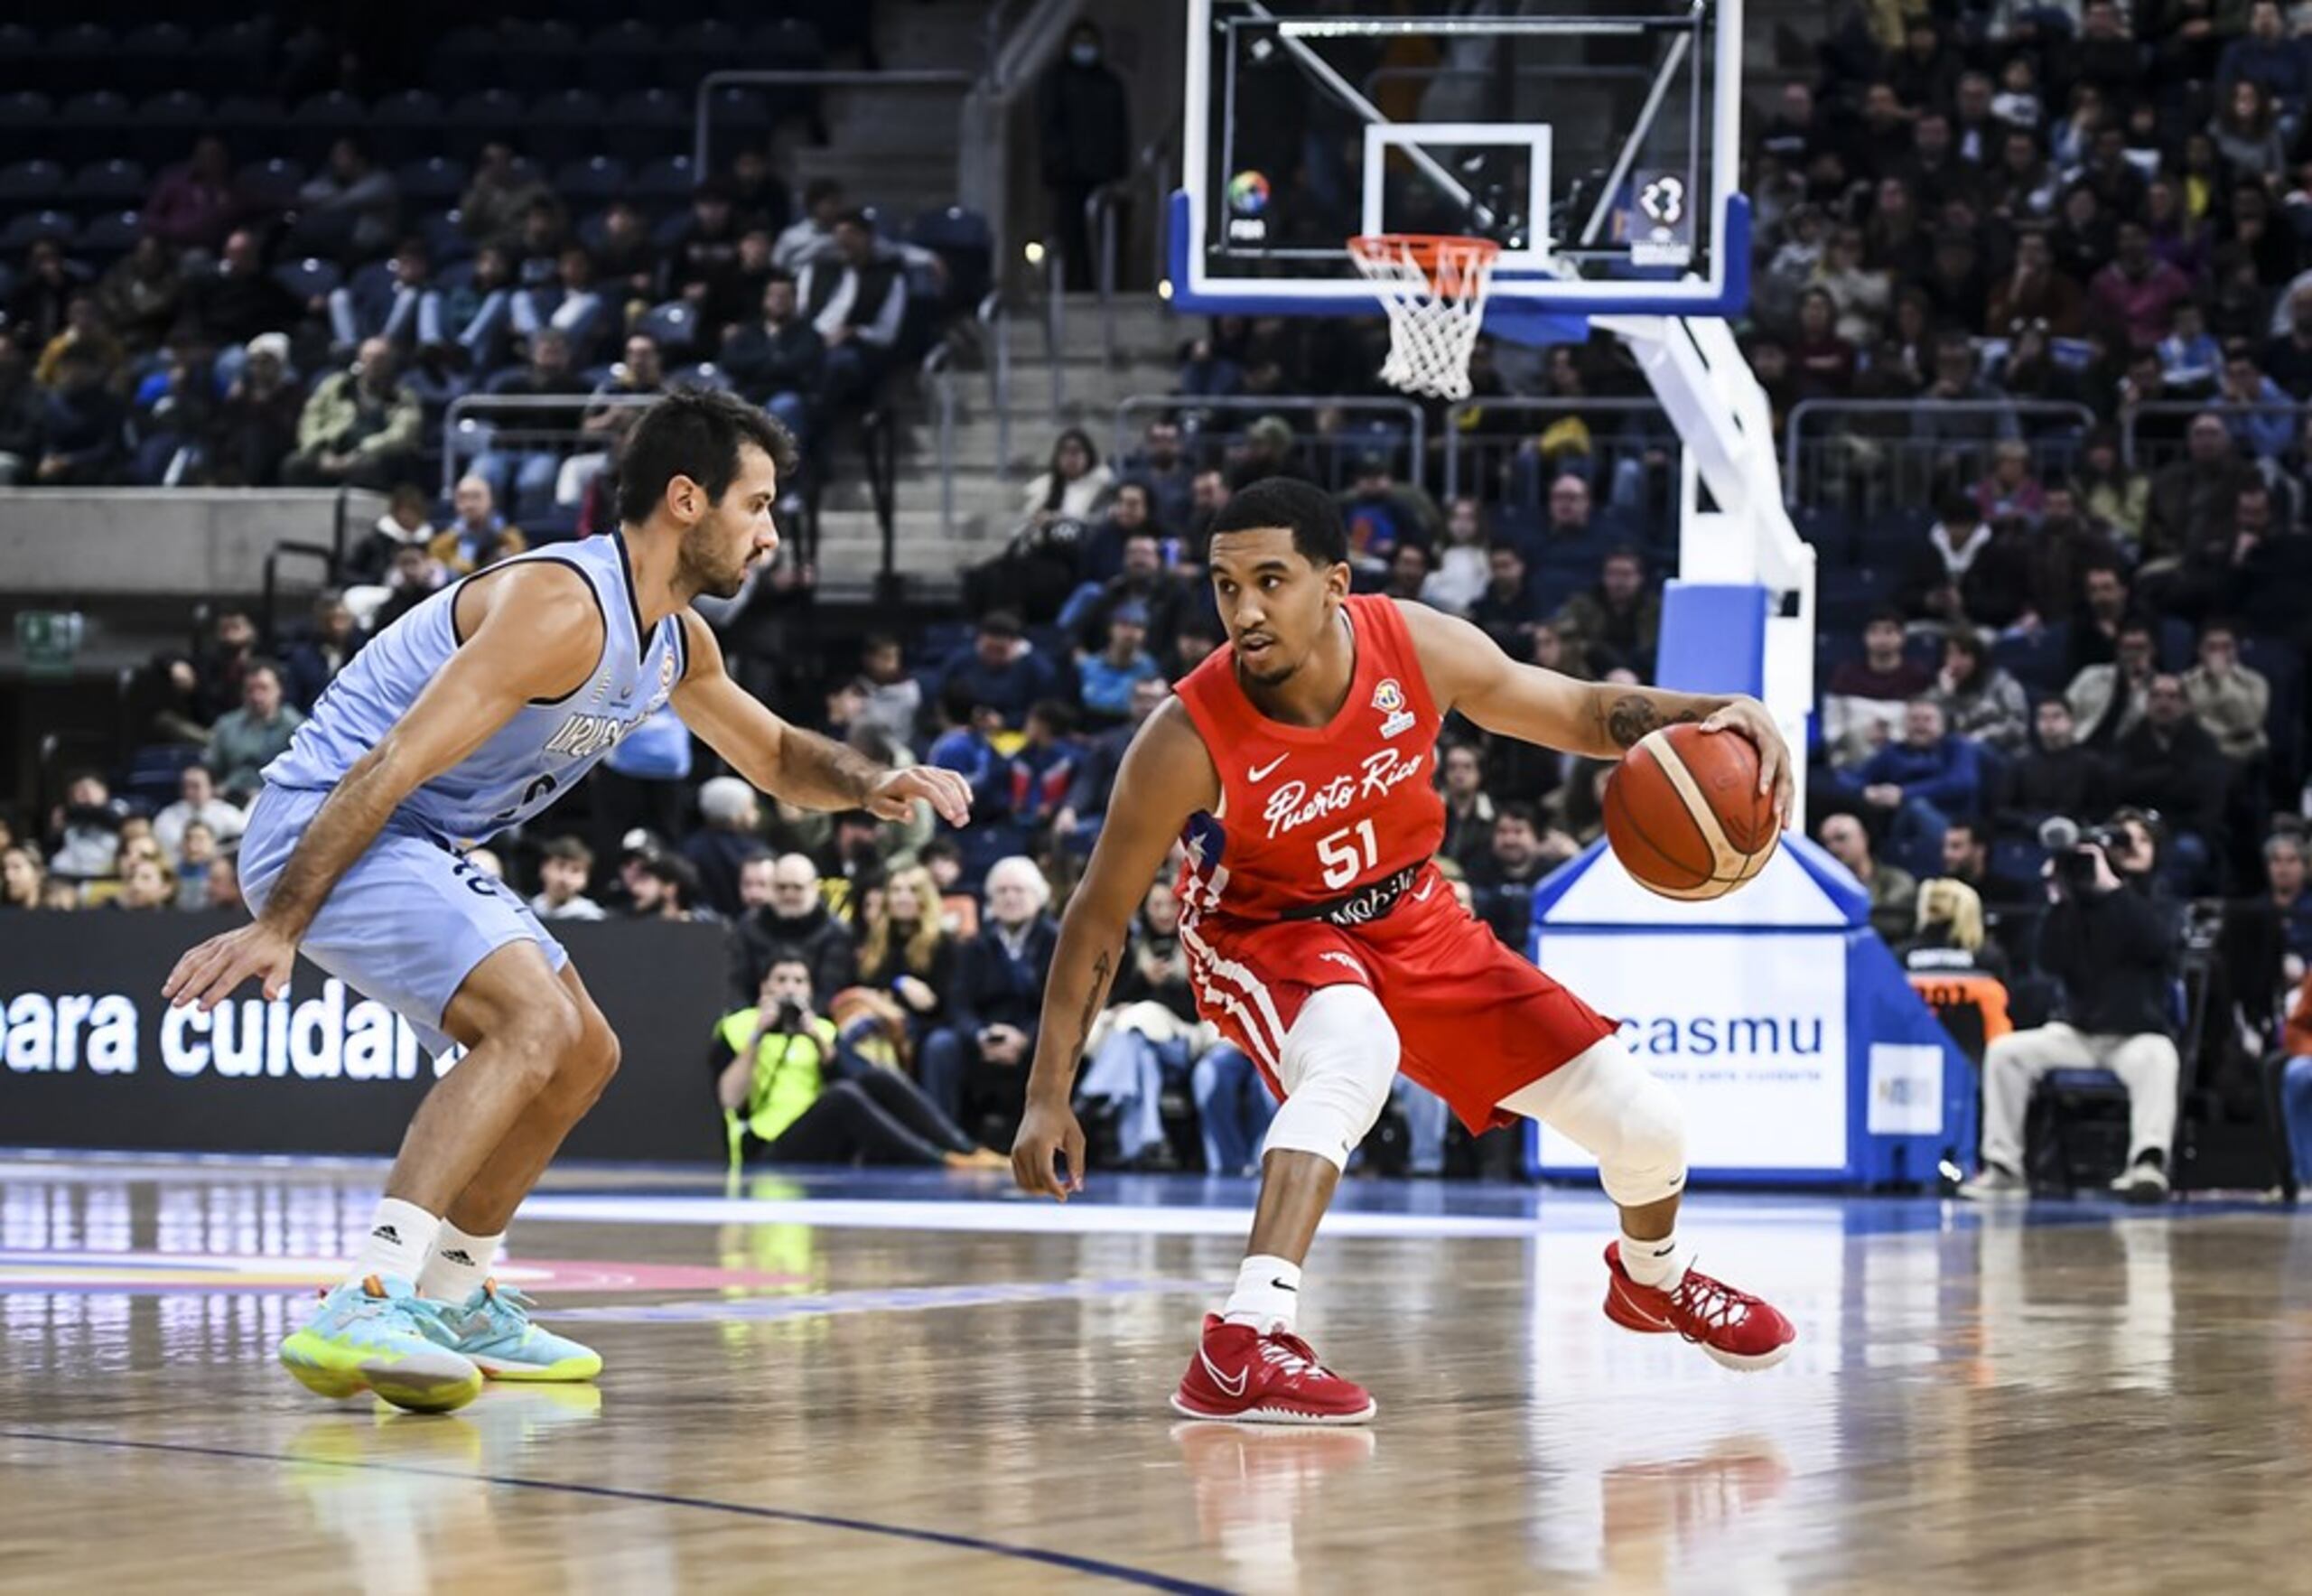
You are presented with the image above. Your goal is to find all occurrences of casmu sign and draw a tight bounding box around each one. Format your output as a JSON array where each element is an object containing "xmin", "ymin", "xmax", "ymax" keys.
[{"xmin": 1535, "ymin": 931, "xmax": 1850, "ymax": 1172}]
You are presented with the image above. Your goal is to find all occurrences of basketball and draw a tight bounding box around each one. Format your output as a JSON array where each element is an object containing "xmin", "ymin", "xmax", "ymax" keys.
[{"xmin": 1602, "ymin": 723, "xmax": 1779, "ymax": 901}]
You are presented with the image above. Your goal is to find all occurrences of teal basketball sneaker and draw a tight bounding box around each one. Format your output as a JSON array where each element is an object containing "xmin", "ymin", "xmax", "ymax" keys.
[
  {"xmin": 278, "ymin": 1274, "xmax": 484, "ymax": 1414},
  {"xmin": 434, "ymin": 1281, "xmax": 602, "ymax": 1383}
]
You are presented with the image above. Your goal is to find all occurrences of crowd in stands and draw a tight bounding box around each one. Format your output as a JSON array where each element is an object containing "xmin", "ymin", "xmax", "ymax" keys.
[{"xmin": 0, "ymin": 8, "xmax": 981, "ymax": 535}]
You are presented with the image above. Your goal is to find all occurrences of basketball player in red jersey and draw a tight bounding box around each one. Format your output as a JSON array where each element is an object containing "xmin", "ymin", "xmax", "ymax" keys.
[{"xmin": 1012, "ymin": 479, "xmax": 1800, "ymax": 1423}]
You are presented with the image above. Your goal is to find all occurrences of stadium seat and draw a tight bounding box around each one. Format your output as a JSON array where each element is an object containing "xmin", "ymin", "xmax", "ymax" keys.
[
  {"xmin": 1992, "ymin": 837, "xmax": 2049, "ymax": 880},
  {"xmin": 605, "ymin": 89, "xmax": 687, "ymax": 164},
  {"xmin": 370, "ymin": 90, "xmax": 448, "ymax": 166},
  {"xmin": 42, "ymin": 24, "xmax": 116, "ymax": 98},
  {"xmin": 115, "ymin": 23, "xmax": 191, "ymax": 97},
  {"xmin": 444, "ymin": 89, "xmax": 528, "ymax": 160},
  {"xmin": 430, "ymin": 27, "xmax": 500, "ymax": 100},
  {"xmin": 235, "ymin": 157, "xmax": 305, "ymax": 212},
  {"xmin": 555, "ymin": 155, "xmax": 629, "ymax": 203},
  {"xmin": 0, "ymin": 26, "xmax": 33, "ymax": 85},
  {"xmin": 750, "ymin": 18, "xmax": 828, "ymax": 66},
  {"xmin": 287, "ymin": 90, "xmax": 368, "ymax": 166},
  {"xmin": 585, "ymin": 23, "xmax": 665, "ymax": 95},
  {"xmin": 54, "ymin": 91, "xmax": 133, "ymax": 166},
  {"xmin": 637, "ymin": 301, "xmax": 701, "ymax": 359},
  {"xmin": 188, "ymin": 21, "xmax": 272, "ymax": 96},
  {"xmin": 503, "ymin": 21, "xmax": 582, "ymax": 96},
  {"xmin": 667, "ymin": 20, "xmax": 745, "ymax": 87},
  {"xmin": 0, "ymin": 210, "xmax": 75, "ymax": 251},
  {"xmin": 909, "ymin": 206, "xmax": 993, "ymax": 309},
  {"xmin": 2156, "ymin": 616, "xmax": 2195, "ymax": 673},
  {"xmin": 0, "ymin": 159, "xmax": 65, "ymax": 206},
  {"xmin": 395, "ymin": 156, "xmax": 470, "ymax": 205},
  {"xmin": 699, "ymin": 85, "xmax": 774, "ymax": 140},
  {"xmin": 271, "ymin": 257, "xmax": 342, "ymax": 303},
  {"xmin": 210, "ymin": 98, "xmax": 289, "ymax": 152},
  {"xmin": 632, "ymin": 155, "xmax": 697, "ymax": 203},
  {"xmin": 1993, "ymin": 627, "xmax": 2070, "ymax": 696},
  {"xmin": 418, "ymin": 213, "xmax": 476, "ymax": 268},
  {"xmin": 1816, "ymin": 567, "xmax": 1891, "ymax": 634},
  {"xmin": 1792, "ymin": 503, "xmax": 1857, "ymax": 567},
  {"xmin": 70, "ymin": 159, "xmax": 147, "ymax": 212},
  {"xmin": 529, "ymin": 90, "xmax": 610, "ymax": 166},
  {"xmin": 123, "ymin": 743, "xmax": 204, "ymax": 810},
  {"xmin": 77, "ymin": 210, "xmax": 143, "ymax": 261},
  {"xmin": 1855, "ymin": 512, "xmax": 1925, "ymax": 572},
  {"xmin": 131, "ymin": 91, "xmax": 209, "ymax": 166}
]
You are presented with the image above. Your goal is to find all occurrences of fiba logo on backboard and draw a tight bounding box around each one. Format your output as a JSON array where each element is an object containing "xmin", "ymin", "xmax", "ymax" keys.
[
  {"xmin": 1226, "ymin": 169, "xmax": 1270, "ymax": 242},
  {"xmin": 1372, "ymin": 677, "xmax": 1415, "ymax": 739}
]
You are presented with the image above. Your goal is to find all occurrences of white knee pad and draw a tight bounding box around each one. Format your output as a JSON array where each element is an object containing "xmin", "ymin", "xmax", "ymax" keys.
[
  {"xmin": 1262, "ymin": 985, "xmax": 1400, "ymax": 1171},
  {"xmin": 1499, "ymin": 1036, "xmax": 1688, "ymax": 1208}
]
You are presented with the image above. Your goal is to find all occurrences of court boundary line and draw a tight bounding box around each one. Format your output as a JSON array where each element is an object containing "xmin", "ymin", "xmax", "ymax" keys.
[{"xmin": 0, "ymin": 1428, "xmax": 1227, "ymax": 1594}]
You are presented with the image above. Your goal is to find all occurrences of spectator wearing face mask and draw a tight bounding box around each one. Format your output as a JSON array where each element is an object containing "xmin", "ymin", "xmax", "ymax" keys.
[{"xmin": 1037, "ymin": 21, "xmax": 1131, "ymax": 291}]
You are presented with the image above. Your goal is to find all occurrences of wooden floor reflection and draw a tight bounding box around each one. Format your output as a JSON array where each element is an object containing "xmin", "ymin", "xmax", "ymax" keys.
[{"xmin": 2, "ymin": 1157, "xmax": 2308, "ymax": 1592}]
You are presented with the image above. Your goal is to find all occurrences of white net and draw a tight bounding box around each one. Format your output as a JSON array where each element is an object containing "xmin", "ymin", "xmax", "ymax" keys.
[{"xmin": 1347, "ymin": 234, "xmax": 1501, "ymax": 403}]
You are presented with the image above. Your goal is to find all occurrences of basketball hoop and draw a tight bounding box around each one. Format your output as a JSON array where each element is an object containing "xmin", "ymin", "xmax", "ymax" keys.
[{"xmin": 1347, "ymin": 234, "xmax": 1502, "ymax": 403}]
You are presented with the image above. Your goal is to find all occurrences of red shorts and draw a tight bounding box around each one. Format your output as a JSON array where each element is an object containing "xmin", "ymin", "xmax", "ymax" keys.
[{"xmin": 1179, "ymin": 863, "xmax": 1617, "ymax": 1133}]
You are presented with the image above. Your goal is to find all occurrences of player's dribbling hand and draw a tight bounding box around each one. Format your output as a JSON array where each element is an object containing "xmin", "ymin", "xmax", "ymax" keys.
[
  {"xmin": 163, "ymin": 919, "xmax": 297, "ymax": 1012},
  {"xmin": 866, "ymin": 766, "xmax": 974, "ymax": 826},
  {"xmin": 1012, "ymin": 1097, "xmax": 1086, "ymax": 1200},
  {"xmin": 1699, "ymin": 695, "xmax": 1795, "ymax": 831}
]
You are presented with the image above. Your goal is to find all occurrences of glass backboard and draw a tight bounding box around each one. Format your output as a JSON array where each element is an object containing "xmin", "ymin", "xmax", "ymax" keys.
[{"xmin": 1174, "ymin": 0, "xmax": 1747, "ymax": 320}]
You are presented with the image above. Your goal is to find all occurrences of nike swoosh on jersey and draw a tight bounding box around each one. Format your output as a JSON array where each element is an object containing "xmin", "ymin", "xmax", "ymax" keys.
[{"xmin": 1247, "ymin": 754, "xmax": 1290, "ymax": 781}]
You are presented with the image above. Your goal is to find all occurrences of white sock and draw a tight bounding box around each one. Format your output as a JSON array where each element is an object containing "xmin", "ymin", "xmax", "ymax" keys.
[
  {"xmin": 1222, "ymin": 1254, "xmax": 1302, "ymax": 1334},
  {"xmin": 416, "ymin": 1221, "xmax": 504, "ymax": 1303},
  {"xmin": 1619, "ymin": 1227, "xmax": 1689, "ymax": 1289},
  {"xmin": 350, "ymin": 1198, "xmax": 441, "ymax": 1287}
]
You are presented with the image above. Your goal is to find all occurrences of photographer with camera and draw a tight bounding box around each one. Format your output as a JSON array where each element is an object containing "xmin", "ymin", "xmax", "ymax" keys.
[
  {"xmin": 1960, "ymin": 809, "xmax": 2183, "ymax": 1203},
  {"xmin": 713, "ymin": 957, "xmax": 1005, "ymax": 1169}
]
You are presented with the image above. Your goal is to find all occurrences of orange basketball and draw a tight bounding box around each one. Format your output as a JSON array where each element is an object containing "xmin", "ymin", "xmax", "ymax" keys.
[{"xmin": 1601, "ymin": 723, "xmax": 1780, "ymax": 901}]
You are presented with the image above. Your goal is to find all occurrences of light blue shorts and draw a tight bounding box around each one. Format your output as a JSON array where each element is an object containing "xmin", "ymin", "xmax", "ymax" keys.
[{"xmin": 238, "ymin": 784, "xmax": 570, "ymax": 1057}]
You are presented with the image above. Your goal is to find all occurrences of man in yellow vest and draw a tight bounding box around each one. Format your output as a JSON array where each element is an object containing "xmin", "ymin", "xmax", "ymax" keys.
[{"xmin": 714, "ymin": 957, "xmax": 1006, "ymax": 1170}]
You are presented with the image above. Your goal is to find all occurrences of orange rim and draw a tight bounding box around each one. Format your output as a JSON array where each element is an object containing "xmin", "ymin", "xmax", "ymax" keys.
[{"xmin": 1348, "ymin": 233, "xmax": 1501, "ymax": 290}]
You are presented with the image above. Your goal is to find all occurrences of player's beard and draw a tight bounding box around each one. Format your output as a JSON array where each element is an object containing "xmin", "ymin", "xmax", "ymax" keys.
[
  {"xmin": 675, "ymin": 516, "xmax": 749, "ymax": 599},
  {"xmin": 1235, "ymin": 645, "xmax": 1301, "ymax": 686}
]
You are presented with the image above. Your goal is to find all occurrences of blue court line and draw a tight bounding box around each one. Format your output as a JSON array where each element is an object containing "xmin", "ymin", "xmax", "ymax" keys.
[{"xmin": 0, "ymin": 1428, "xmax": 1226, "ymax": 1594}]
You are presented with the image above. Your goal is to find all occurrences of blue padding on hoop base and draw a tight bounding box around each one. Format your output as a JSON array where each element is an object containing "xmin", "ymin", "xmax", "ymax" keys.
[{"xmin": 1656, "ymin": 582, "xmax": 1768, "ymax": 700}]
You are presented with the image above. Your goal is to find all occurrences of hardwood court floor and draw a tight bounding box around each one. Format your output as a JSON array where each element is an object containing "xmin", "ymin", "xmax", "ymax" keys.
[{"xmin": 1, "ymin": 1154, "xmax": 2307, "ymax": 1593}]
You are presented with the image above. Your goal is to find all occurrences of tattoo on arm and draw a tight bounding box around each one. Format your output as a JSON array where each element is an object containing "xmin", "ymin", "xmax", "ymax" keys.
[
  {"xmin": 1071, "ymin": 945, "xmax": 1115, "ymax": 1063},
  {"xmin": 781, "ymin": 726, "xmax": 886, "ymax": 808},
  {"xmin": 1602, "ymin": 693, "xmax": 1707, "ymax": 751}
]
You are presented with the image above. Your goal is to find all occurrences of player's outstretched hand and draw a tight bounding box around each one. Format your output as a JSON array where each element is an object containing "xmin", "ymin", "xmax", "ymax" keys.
[
  {"xmin": 1699, "ymin": 696, "xmax": 1794, "ymax": 832},
  {"xmin": 1012, "ymin": 1097, "xmax": 1086, "ymax": 1201},
  {"xmin": 866, "ymin": 766, "xmax": 974, "ymax": 827},
  {"xmin": 163, "ymin": 919, "xmax": 297, "ymax": 1013}
]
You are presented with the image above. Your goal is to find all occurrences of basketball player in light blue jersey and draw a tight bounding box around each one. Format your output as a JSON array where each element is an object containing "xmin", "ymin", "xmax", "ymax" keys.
[{"xmin": 164, "ymin": 389, "xmax": 971, "ymax": 1412}]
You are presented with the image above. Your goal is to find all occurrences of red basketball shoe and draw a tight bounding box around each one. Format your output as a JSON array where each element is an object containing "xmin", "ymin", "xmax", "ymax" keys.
[
  {"xmin": 1170, "ymin": 1314, "xmax": 1378, "ymax": 1424},
  {"xmin": 1601, "ymin": 1242, "xmax": 1796, "ymax": 1371}
]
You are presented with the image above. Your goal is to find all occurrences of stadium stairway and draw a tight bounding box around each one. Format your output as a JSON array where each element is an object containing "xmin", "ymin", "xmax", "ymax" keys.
[{"xmin": 813, "ymin": 289, "xmax": 1182, "ymax": 602}]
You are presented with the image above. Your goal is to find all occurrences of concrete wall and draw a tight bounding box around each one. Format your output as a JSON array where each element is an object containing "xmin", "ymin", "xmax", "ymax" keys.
[{"xmin": 0, "ymin": 489, "xmax": 384, "ymax": 598}]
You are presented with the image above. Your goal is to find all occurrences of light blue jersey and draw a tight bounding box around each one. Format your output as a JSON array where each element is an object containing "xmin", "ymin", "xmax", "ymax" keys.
[{"xmin": 263, "ymin": 532, "xmax": 687, "ymax": 848}]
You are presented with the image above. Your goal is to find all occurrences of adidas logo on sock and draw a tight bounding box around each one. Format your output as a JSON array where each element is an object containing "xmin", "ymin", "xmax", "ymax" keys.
[
  {"xmin": 371, "ymin": 1224, "xmax": 401, "ymax": 1245},
  {"xmin": 441, "ymin": 1249, "xmax": 475, "ymax": 1266}
]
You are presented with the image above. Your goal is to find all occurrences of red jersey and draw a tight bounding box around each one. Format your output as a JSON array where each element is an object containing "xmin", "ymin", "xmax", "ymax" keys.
[{"xmin": 1172, "ymin": 595, "xmax": 1445, "ymax": 925}]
